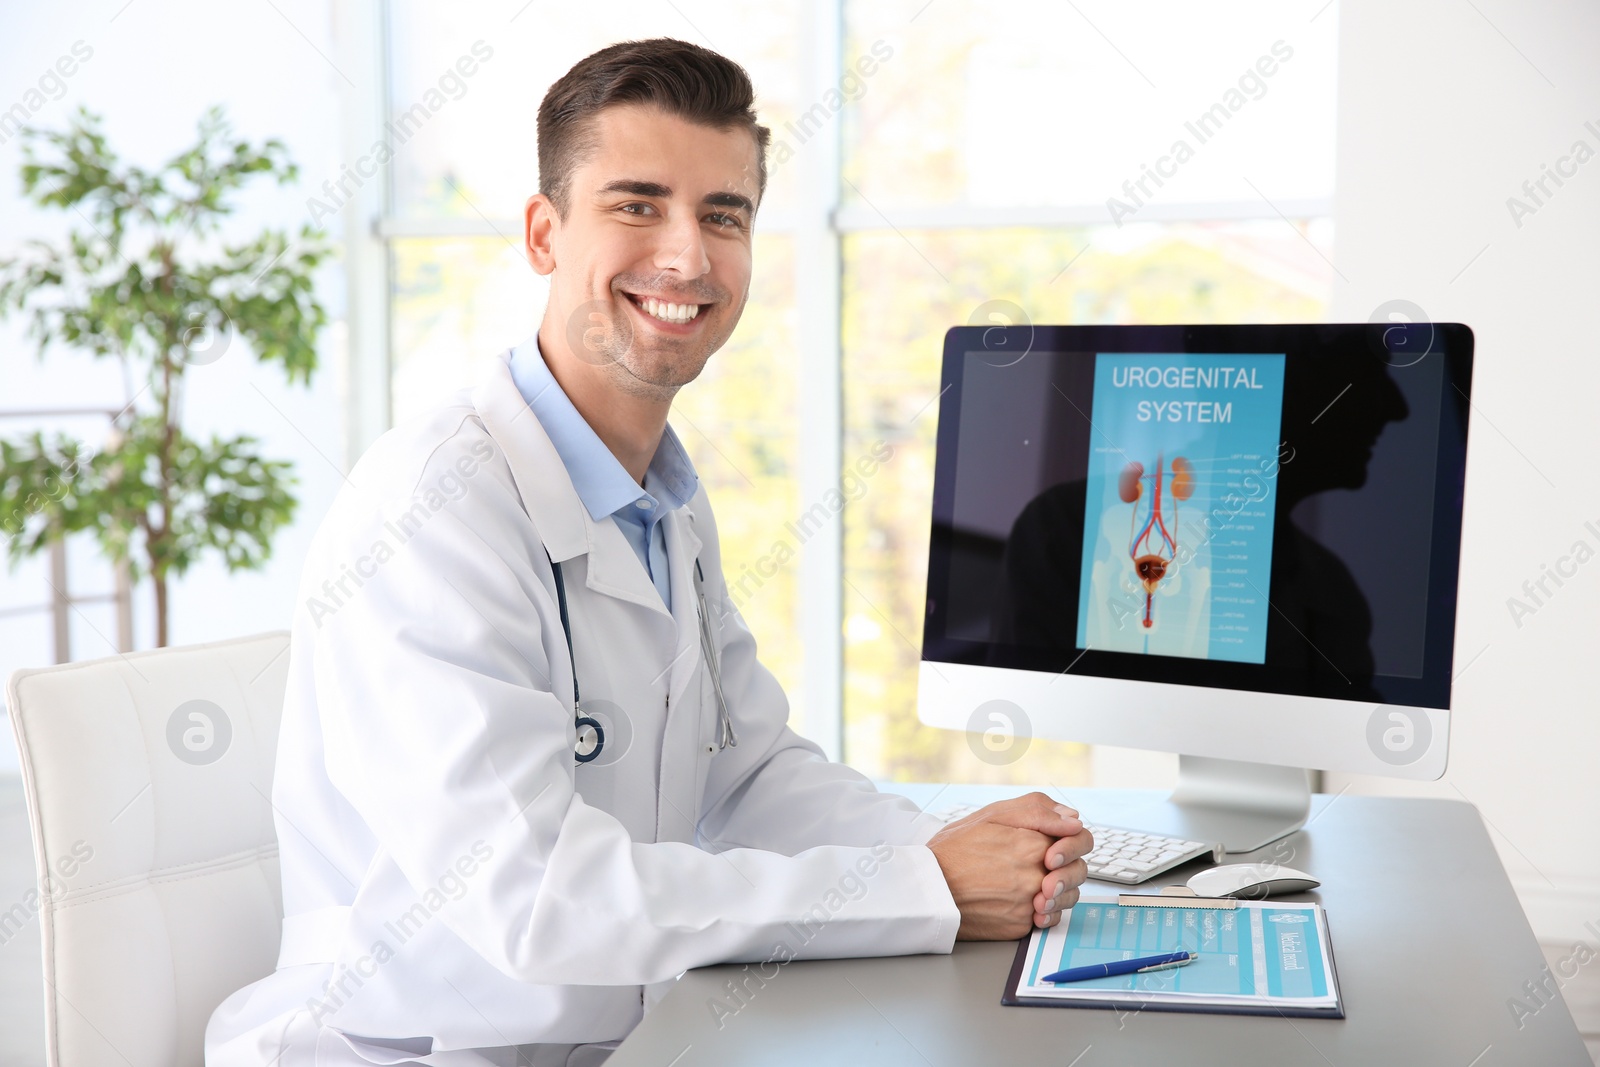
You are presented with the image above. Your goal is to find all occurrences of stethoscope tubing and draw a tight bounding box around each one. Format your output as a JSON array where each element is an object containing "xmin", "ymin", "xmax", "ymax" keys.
[{"xmin": 547, "ymin": 552, "xmax": 736, "ymax": 764}]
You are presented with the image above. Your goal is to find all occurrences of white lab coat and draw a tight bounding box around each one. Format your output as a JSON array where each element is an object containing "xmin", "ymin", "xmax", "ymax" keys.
[{"xmin": 206, "ymin": 353, "xmax": 960, "ymax": 1067}]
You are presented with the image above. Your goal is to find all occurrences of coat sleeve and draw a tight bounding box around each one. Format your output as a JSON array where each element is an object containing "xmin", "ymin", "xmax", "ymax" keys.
[{"xmin": 304, "ymin": 427, "xmax": 959, "ymax": 989}]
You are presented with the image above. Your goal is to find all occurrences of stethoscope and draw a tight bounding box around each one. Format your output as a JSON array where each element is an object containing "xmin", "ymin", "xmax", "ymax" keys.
[{"xmin": 548, "ymin": 553, "xmax": 736, "ymax": 764}]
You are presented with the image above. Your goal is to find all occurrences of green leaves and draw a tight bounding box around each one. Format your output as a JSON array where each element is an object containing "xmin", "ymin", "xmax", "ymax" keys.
[
  {"xmin": 0, "ymin": 416, "xmax": 297, "ymax": 581},
  {"xmin": 0, "ymin": 432, "xmax": 100, "ymax": 564},
  {"xmin": 0, "ymin": 105, "xmax": 329, "ymax": 641},
  {"xmin": 126, "ymin": 416, "xmax": 299, "ymax": 579},
  {"xmin": 196, "ymin": 225, "xmax": 329, "ymax": 385},
  {"xmin": 16, "ymin": 105, "xmax": 300, "ymax": 238},
  {"xmin": 0, "ymin": 105, "xmax": 331, "ymax": 378}
]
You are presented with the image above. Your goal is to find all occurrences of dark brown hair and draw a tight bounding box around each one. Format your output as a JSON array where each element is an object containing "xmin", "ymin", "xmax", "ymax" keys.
[{"xmin": 537, "ymin": 38, "xmax": 771, "ymax": 218}]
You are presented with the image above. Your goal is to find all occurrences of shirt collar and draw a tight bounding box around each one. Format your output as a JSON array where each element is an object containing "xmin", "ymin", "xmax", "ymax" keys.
[{"xmin": 507, "ymin": 334, "xmax": 699, "ymax": 524}]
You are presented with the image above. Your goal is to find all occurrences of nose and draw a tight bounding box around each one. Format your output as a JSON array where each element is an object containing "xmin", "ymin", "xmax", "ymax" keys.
[{"xmin": 651, "ymin": 206, "xmax": 711, "ymax": 282}]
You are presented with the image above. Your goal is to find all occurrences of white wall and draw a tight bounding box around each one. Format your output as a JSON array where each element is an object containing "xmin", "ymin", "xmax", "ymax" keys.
[
  {"xmin": 0, "ymin": 0, "xmax": 346, "ymax": 770},
  {"xmin": 1325, "ymin": 0, "xmax": 1600, "ymax": 943}
]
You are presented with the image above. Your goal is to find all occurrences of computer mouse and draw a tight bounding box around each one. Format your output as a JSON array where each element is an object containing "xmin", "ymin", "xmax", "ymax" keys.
[{"xmin": 1186, "ymin": 863, "xmax": 1321, "ymax": 899}]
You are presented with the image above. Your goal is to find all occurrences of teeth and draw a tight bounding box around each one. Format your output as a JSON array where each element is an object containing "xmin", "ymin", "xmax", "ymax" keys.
[{"xmin": 639, "ymin": 297, "xmax": 700, "ymax": 324}]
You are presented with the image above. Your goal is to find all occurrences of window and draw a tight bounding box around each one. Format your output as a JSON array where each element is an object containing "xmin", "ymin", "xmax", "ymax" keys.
[{"xmin": 370, "ymin": 0, "xmax": 1339, "ymax": 784}]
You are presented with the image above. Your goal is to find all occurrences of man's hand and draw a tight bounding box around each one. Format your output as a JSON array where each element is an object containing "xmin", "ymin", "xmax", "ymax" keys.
[{"xmin": 926, "ymin": 793, "xmax": 1093, "ymax": 940}]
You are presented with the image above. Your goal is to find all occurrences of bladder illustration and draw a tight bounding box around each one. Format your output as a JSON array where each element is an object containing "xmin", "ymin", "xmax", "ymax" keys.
[{"xmin": 1119, "ymin": 454, "xmax": 1196, "ymax": 629}]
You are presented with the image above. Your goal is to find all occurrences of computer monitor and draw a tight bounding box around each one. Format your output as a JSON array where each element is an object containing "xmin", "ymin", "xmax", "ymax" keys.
[{"xmin": 917, "ymin": 323, "xmax": 1474, "ymax": 851}]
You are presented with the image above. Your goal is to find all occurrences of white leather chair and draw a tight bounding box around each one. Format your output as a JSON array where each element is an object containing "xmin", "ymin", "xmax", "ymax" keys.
[{"xmin": 6, "ymin": 631, "xmax": 290, "ymax": 1067}]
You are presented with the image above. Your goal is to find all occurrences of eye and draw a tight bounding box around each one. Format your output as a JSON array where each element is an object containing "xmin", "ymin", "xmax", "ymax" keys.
[
  {"xmin": 706, "ymin": 212, "xmax": 746, "ymax": 231},
  {"xmin": 618, "ymin": 202, "xmax": 655, "ymax": 217}
]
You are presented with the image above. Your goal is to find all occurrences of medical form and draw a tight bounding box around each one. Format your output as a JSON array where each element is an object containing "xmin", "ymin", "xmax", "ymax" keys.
[{"xmin": 1004, "ymin": 898, "xmax": 1344, "ymax": 1018}]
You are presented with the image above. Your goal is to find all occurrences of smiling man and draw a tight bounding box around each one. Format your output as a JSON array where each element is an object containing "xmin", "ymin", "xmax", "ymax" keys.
[{"xmin": 207, "ymin": 39, "xmax": 1091, "ymax": 1067}]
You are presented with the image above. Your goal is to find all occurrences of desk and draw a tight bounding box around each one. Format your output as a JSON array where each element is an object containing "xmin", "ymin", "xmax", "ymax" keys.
[{"xmin": 610, "ymin": 787, "xmax": 1591, "ymax": 1066}]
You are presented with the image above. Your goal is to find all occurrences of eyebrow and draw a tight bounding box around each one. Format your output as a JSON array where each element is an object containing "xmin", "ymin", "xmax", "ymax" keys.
[
  {"xmin": 704, "ymin": 190, "xmax": 756, "ymax": 215},
  {"xmin": 597, "ymin": 179, "xmax": 755, "ymax": 216}
]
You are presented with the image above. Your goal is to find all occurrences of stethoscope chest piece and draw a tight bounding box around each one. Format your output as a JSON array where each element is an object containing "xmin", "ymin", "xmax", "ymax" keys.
[{"xmin": 574, "ymin": 714, "xmax": 605, "ymax": 763}]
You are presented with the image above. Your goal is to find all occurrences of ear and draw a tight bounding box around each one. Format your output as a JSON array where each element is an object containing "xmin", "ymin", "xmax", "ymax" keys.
[{"xmin": 524, "ymin": 192, "xmax": 558, "ymax": 276}]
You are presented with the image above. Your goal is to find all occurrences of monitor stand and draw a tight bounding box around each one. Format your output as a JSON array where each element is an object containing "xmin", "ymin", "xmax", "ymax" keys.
[{"xmin": 1113, "ymin": 755, "xmax": 1312, "ymax": 854}]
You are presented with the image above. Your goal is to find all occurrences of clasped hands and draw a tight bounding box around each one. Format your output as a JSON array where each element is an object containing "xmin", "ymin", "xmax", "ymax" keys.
[{"xmin": 926, "ymin": 792, "xmax": 1095, "ymax": 940}]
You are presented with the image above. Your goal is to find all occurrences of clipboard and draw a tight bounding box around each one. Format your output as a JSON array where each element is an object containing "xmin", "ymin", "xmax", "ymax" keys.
[{"xmin": 1002, "ymin": 895, "xmax": 1345, "ymax": 1019}]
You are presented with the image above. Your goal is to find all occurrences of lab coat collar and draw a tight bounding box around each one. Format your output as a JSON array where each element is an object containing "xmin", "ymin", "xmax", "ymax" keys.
[
  {"xmin": 474, "ymin": 352, "xmax": 703, "ymax": 620},
  {"xmin": 473, "ymin": 352, "xmax": 588, "ymax": 564}
]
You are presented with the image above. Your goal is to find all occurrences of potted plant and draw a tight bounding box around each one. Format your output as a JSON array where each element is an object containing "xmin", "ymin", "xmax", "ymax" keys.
[{"xmin": 0, "ymin": 105, "xmax": 331, "ymax": 646}]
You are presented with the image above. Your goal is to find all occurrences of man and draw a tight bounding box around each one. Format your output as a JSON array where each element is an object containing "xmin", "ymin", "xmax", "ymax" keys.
[{"xmin": 208, "ymin": 38, "xmax": 1091, "ymax": 1067}]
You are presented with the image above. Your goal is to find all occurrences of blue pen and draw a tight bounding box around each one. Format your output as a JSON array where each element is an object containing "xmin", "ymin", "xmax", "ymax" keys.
[{"xmin": 1042, "ymin": 950, "xmax": 1196, "ymax": 984}]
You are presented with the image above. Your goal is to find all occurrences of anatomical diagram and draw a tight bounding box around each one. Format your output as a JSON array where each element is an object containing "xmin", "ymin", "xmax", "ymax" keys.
[{"xmin": 1119, "ymin": 455, "xmax": 1195, "ymax": 629}]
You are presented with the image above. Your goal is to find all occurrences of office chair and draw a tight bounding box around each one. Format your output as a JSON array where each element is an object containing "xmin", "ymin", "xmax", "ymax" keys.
[{"xmin": 6, "ymin": 631, "xmax": 289, "ymax": 1067}]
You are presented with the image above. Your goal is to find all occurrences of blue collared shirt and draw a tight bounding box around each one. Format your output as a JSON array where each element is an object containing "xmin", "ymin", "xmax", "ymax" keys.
[{"xmin": 507, "ymin": 335, "xmax": 699, "ymax": 611}]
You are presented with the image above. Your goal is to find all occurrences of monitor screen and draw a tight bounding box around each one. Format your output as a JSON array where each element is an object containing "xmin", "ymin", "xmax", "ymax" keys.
[{"xmin": 922, "ymin": 324, "xmax": 1472, "ymax": 711}]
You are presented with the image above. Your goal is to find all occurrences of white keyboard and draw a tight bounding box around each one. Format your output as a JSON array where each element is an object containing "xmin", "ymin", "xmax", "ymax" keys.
[
  {"xmin": 929, "ymin": 804, "xmax": 1219, "ymax": 885},
  {"xmin": 1080, "ymin": 822, "xmax": 1219, "ymax": 884}
]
